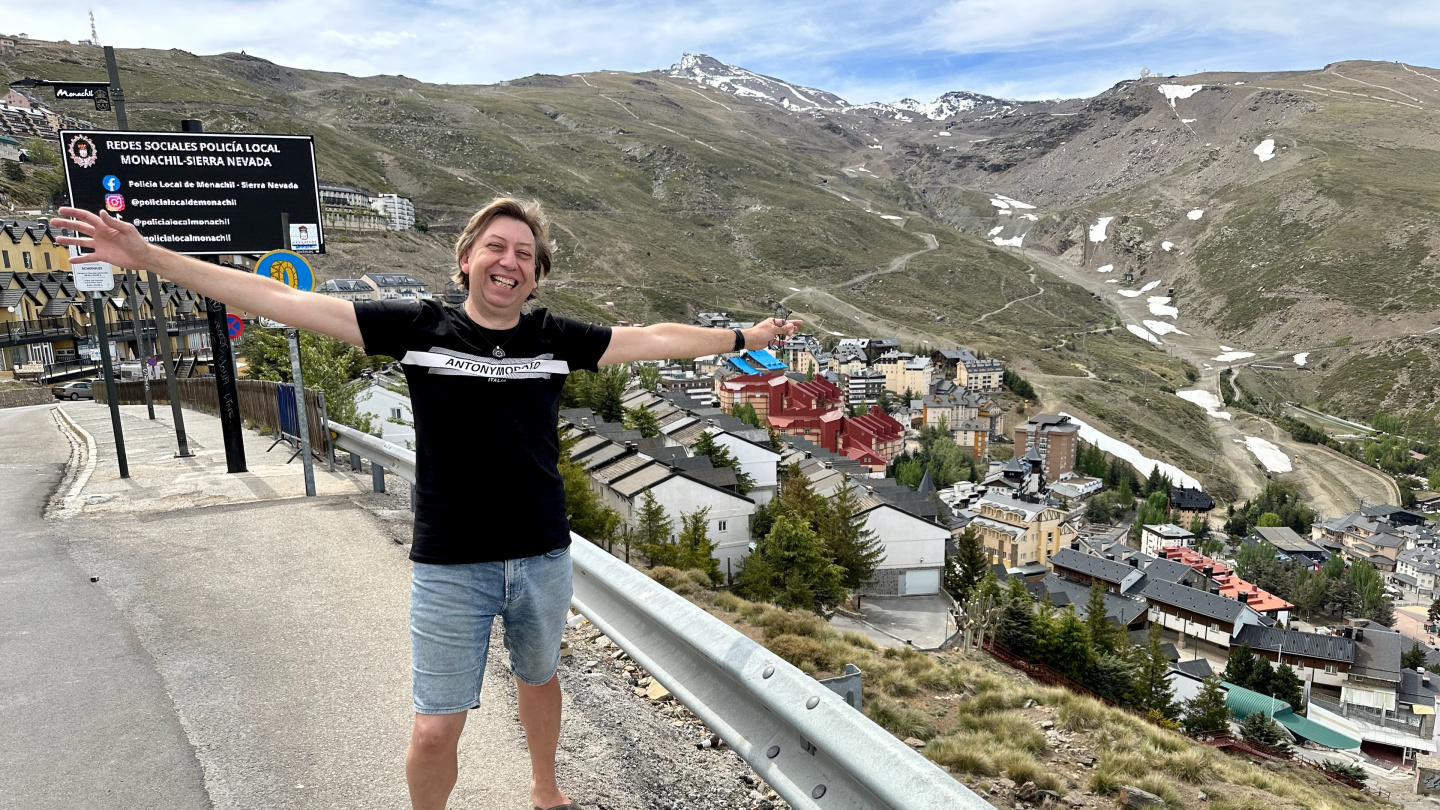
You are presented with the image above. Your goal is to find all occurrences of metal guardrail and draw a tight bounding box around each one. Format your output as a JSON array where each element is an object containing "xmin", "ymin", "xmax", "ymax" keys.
[{"xmin": 327, "ymin": 421, "xmax": 985, "ymax": 810}]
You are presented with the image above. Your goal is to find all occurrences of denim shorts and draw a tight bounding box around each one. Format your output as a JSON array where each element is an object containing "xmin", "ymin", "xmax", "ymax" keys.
[{"xmin": 410, "ymin": 546, "xmax": 573, "ymax": 715}]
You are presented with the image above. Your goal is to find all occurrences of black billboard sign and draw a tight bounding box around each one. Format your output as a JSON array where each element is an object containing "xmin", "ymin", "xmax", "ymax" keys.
[{"xmin": 60, "ymin": 130, "xmax": 325, "ymax": 256}]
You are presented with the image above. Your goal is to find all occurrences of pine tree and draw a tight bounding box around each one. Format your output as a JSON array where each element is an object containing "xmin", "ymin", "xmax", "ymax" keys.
[
  {"xmin": 735, "ymin": 513, "xmax": 847, "ymax": 613},
  {"xmin": 1129, "ymin": 623, "xmax": 1178, "ymax": 719},
  {"xmin": 946, "ymin": 526, "xmax": 989, "ymax": 601},
  {"xmin": 622, "ymin": 406, "xmax": 660, "ymax": 438},
  {"xmin": 1089, "ymin": 654, "xmax": 1137, "ymax": 705},
  {"xmin": 1041, "ymin": 606, "xmax": 1095, "ymax": 683},
  {"xmin": 996, "ymin": 576, "xmax": 1037, "ymax": 657},
  {"xmin": 1270, "ymin": 663, "xmax": 1303, "ymax": 710},
  {"xmin": 1182, "ymin": 676, "xmax": 1233, "ymax": 734},
  {"xmin": 1248, "ymin": 657, "xmax": 1275, "ymax": 697},
  {"xmin": 635, "ymin": 491, "xmax": 676, "ymax": 567},
  {"xmin": 1403, "ymin": 641, "xmax": 1428, "ymax": 671},
  {"xmin": 1239, "ymin": 712, "xmax": 1291, "ymax": 754},
  {"xmin": 1223, "ymin": 643, "xmax": 1257, "ymax": 686},
  {"xmin": 560, "ymin": 433, "xmax": 621, "ymax": 545},
  {"xmin": 818, "ymin": 479, "xmax": 884, "ymax": 592},
  {"xmin": 676, "ymin": 507, "xmax": 721, "ymax": 584},
  {"xmin": 777, "ymin": 462, "xmax": 824, "ymax": 529},
  {"xmin": 1429, "ymin": 596, "xmax": 1440, "ymax": 625},
  {"xmin": 637, "ymin": 363, "xmax": 661, "ymax": 392},
  {"xmin": 1084, "ymin": 580, "xmax": 1121, "ymax": 656}
]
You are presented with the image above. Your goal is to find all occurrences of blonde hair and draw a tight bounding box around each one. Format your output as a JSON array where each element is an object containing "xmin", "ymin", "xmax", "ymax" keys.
[{"xmin": 452, "ymin": 197, "xmax": 552, "ymax": 291}]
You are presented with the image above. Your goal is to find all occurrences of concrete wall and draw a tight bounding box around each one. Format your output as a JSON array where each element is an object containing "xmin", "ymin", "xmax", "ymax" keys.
[
  {"xmin": 0, "ymin": 387, "xmax": 54, "ymax": 408},
  {"xmin": 864, "ymin": 505, "xmax": 948, "ymax": 569}
]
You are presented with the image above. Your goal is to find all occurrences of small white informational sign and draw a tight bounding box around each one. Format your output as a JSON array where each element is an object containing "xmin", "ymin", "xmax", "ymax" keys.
[
  {"xmin": 258, "ymin": 317, "xmax": 288, "ymax": 329},
  {"xmin": 72, "ymin": 260, "xmax": 115, "ymax": 292},
  {"xmin": 289, "ymin": 223, "xmax": 320, "ymax": 253}
]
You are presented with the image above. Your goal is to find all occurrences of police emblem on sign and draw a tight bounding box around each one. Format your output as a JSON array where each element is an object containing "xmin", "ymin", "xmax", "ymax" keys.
[{"xmin": 67, "ymin": 134, "xmax": 98, "ymax": 168}]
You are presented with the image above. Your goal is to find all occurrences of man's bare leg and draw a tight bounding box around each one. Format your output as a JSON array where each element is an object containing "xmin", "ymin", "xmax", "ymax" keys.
[
  {"xmin": 517, "ymin": 674, "xmax": 570, "ymax": 809},
  {"xmin": 407, "ymin": 711, "xmax": 468, "ymax": 810}
]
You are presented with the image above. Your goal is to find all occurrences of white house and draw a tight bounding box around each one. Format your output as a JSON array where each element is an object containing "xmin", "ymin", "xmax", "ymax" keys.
[
  {"xmin": 591, "ymin": 457, "xmax": 756, "ymax": 582},
  {"xmin": 853, "ymin": 495, "xmax": 949, "ymax": 596},
  {"xmin": 356, "ymin": 382, "xmax": 414, "ymax": 445},
  {"xmin": 1140, "ymin": 523, "xmax": 1195, "ymax": 556},
  {"xmin": 706, "ymin": 428, "xmax": 781, "ymax": 505}
]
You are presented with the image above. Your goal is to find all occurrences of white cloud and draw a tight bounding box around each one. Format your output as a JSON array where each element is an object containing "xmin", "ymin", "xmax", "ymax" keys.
[{"xmin": 14, "ymin": 1, "xmax": 1440, "ymax": 102}]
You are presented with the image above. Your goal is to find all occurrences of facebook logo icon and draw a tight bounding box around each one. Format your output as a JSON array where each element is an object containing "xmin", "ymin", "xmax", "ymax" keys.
[{"xmin": 102, "ymin": 175, "xmax": 121, "ymax": 192}]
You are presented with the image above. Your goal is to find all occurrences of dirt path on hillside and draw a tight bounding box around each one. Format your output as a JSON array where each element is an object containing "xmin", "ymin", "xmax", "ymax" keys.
[
  {"xmin": 974, "ymin": 268, "xmax": 1045, "ymax": 324},
  {"xmin": 778, "ymin": 232, "xmax": 944, "ymax": 343},
  {"xmin": 1014, "ymin": 247, "xmax": 1397, "ymax": 512}
]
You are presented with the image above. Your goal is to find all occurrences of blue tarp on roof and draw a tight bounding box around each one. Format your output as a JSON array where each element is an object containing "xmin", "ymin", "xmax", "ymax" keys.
[
  {"xmin": 728, "ymin": 357, "xmax": 759, "ymax": 375},
  {"xmin": 743, "ymin": 349, "xmax": 786, "ymax": 371}
]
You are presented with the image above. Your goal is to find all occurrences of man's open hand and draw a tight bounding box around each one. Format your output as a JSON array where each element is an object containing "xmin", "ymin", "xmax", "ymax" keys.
[
  {"xmin": 51, "ymin": 207, "xmax": 158, "ymax": 270},
  {"xmin": 746, "ymin": 318, "xmax": 802, "ymax": 351}
]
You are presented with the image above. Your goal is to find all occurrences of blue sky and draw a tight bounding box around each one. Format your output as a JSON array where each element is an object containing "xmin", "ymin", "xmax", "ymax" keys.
[{"xmin": 14, "ymin": 1, "xmax": 1440, "ymax": 102}]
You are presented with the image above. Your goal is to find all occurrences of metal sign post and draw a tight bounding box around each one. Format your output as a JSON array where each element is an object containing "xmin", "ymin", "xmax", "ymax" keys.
[
  {"xmin": 89, "ymin": 289, "xmax": 128, "ymax": 478},
  {"xmin": 145, "ymin": 269, "xmax": 192, "ymax": 457},
  {"xmin": 102, "ymin": 46, "xmax": 128, "ymax": 129},
  {"xmin": 205, "ymin": 286, "xmax": 247, "ymax": 474},
  {"xmin": 125, "ymin": 271, "xmax": 155, "ymax": 420},
  {"xmin": 276, "ymin": 216, "xmax": 316, "ymax": 497}
]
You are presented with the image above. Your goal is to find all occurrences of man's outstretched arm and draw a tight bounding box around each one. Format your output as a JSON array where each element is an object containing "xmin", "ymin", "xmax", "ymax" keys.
[
  {"xmin": 51, "ymin": 207, "xmax": 363, "ymax": 346},
  {"xmin": 598, "ymin": 318, "xmax": 801, "ymax": 366}
]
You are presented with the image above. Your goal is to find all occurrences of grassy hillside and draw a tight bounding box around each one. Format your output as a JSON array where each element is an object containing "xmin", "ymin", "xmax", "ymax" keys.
[{"xmin": 887, "ymin": 60, "xmax": 1440, "ymax": 433}]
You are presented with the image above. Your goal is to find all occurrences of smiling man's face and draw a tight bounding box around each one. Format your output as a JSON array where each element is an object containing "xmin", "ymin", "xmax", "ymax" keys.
[{"xmin": 460, "ymin": 215, "xmax": 538, "ymax": 318}]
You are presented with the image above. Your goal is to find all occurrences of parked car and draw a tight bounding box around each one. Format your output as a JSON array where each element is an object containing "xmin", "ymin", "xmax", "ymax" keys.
[{"xmin": 51, "ymin": 381, "xmax": 94, "ymax": 401}]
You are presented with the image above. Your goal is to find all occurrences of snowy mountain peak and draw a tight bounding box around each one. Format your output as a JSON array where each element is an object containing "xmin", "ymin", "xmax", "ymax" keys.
[
  {"xmin": 664, "ymin": 54, "xmax": 1022, "ymax": 122},
  {"xmin": 666, "ymin": 53, "xmax": 849, "ymax": 113}
]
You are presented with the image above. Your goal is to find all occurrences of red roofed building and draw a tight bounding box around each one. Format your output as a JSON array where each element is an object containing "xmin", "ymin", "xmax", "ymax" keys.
[
  {"xmin": 833, "ymin": 410, "xmax": 904, "ymax": 470},
  {"xmin": 1159, "ymin": 546, "xmax": 1294, "ymax": 621}
]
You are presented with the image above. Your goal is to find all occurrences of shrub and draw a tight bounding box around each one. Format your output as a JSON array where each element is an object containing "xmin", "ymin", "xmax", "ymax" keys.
[
  {"xmin": 683, "ymin": 568, "xmax": 713, "ymax": 589},
  {"xmin": 993, "ymin": 749, "xmax": 1062, "ymax": 792},
  {"xmin": 712, "ymin": 591, "xmax": 746, "ymax": 612},
  {"xmin": 954, "ymin": 713, "xmax": 1047, "ymax": 756},
  {"xmin": 865, "ymin": 696, "xmax": 933, "ymax": 740},
  {"xmin": 1058, "ymin": 695, "xmax": 1107, "ymax": 731},
  {"xmin": 841, "ymin": 631, "xmax": 878, "ymax": 650},
  {"xmin": 1088, "ymin": 768, "xmax": 1123, "ymax": 795},
  {"xmin": 767, "ymin": 634, "xmax": 832, "ymax": 670},
  {"xmin": 648, "ymin": 566, "xmax": 686, "ymax": 588},
  {"xmin": 923, "ymin": 734, "xmax": 996, "ymax": 775},
  {"xmin": 1134, "ymin": 774, "xmax": 1181, "ymax": 808},
  {"xmin": 879, "ymin": 670, "xmax": 919, "ymax": 697},
  {"xmin": 1165, "ymin": 748, "xmax": 1210, "ymax": 783},
  {"xmin": 760, "ymin": 609, "xmax": 830, "ymax": 640},
  {"xmin": 737, "ymin": 601, "xmax": 769, "ymax": 622}
]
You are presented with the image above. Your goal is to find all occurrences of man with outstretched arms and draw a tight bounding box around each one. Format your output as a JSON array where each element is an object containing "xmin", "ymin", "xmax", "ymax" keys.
[{"xmin": 54, "ymin": 198, "xmax": 799, "ymax": 810}]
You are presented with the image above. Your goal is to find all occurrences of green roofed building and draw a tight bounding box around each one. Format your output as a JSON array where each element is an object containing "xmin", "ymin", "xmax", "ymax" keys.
[{"xmin": 1223, "ymin": 681, "xmax": 1361, "ymax": 751}]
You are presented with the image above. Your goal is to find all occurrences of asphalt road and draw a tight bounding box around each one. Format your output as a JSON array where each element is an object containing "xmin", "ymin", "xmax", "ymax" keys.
[
  {"xmin": 0, "ymin": 404, "xmax": 210, "ymax": 809},
  {"xmin": 0, "ymin": 404, "xmax": 534, "ymax": 809}
]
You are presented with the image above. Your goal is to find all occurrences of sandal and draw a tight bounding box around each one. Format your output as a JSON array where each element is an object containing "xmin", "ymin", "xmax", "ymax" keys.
[{"xmin": 534, "ymin": 804, "xmax": 585, "ymax": 810}]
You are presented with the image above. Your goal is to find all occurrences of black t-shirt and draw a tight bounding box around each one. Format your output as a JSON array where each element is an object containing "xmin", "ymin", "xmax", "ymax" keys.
[{"xmin": 353, "ymin": 299, "xmax": 611, "ymax": 564}]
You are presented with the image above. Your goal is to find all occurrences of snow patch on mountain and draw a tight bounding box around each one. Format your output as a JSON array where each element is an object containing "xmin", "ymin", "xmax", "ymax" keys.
[
  {"xmin": 1089, "ymin": 216, "xmax": 1114, "ymax": 242},
  {"xmin": 1187, "ymin": 209, "xmax": 1205, "ymax": 220},
  {"xmin": 1254, "ymin": 139, "xmax": 1276, "ymax": 162},
  {"xmin": 1159, "ymin": 84, "xmax": 1203, "ymax": 106},
  {"xmin": 1127, "ymin": 324, "xmax": 1163, "ymax": 344}
]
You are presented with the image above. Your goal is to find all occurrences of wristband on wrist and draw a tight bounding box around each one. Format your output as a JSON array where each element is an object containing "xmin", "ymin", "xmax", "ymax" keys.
[{"xmin": 731, "ymin": 327, "xmax": 746, "ymax": 352}]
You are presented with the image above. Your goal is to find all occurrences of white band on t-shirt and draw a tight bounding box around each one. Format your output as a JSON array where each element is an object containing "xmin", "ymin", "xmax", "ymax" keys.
[{"xmin": 400, "ymin": 348, "xmax": 571, "ymax": 379}]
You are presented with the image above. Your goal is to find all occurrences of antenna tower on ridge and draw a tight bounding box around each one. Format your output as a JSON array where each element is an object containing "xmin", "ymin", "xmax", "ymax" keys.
[{"xmin": 89, "ymin": 10, "xmax": 100, "ymax": 47}]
